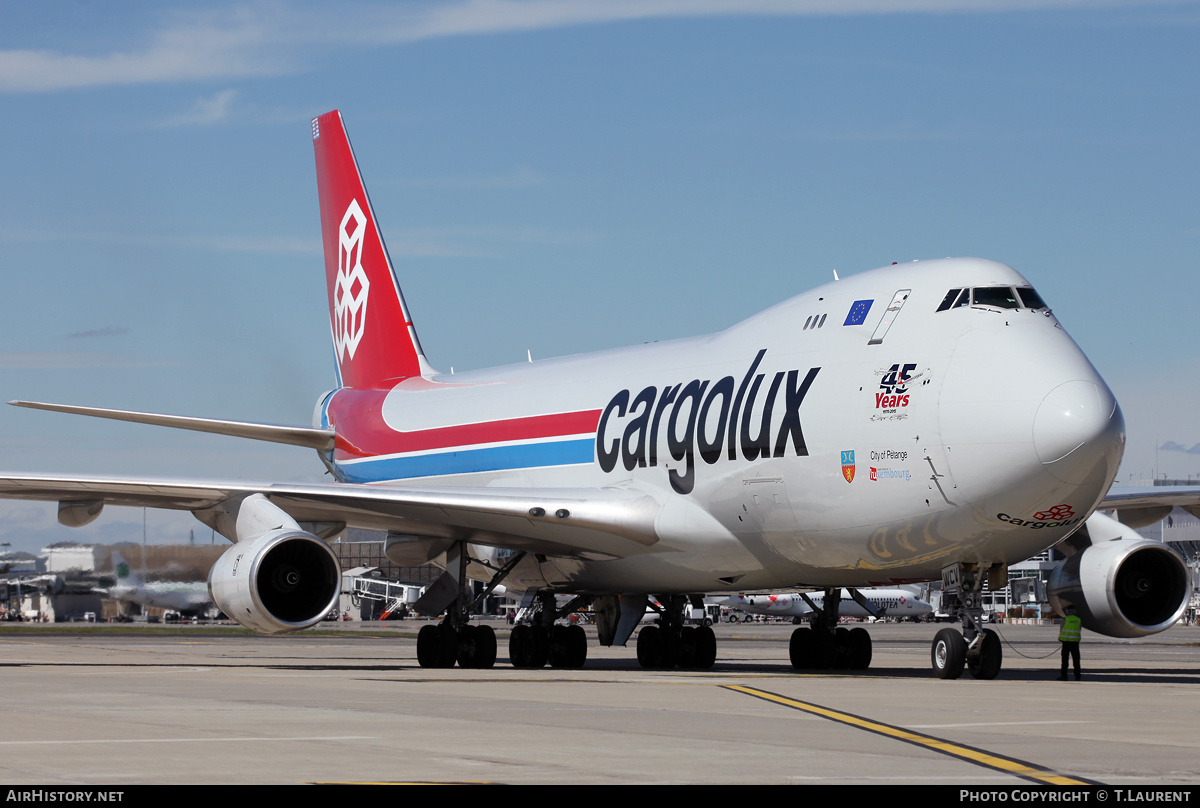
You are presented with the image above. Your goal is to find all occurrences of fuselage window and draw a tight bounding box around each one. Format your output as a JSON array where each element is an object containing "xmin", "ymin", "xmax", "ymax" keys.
[
  {"xmin": 971, "ymin": 286, "xmax": 1020, "ymax": 309},
  {"xmin": 818, "ymin": 313, "xmax": 827, "ymax": 327},
  {"xmin": 804, "ymin": 316, "xmax": 813, "ymax": 330}
]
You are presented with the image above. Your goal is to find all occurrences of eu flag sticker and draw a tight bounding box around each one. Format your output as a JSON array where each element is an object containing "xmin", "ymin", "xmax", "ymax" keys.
[{"xmin": 844, "ymin": 299, "xmax": 874, "ymax": 326}]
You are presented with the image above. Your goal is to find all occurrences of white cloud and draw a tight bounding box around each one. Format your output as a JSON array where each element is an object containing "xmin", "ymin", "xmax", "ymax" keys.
[
  {"xmin": 0, "ymin": 6, "xmax": 293, "ymax": 93},
  {"xmin": 0, "ymin": 352, "xmax": 178, "ymax": 370},
  {"xmin": 0, "ymin": 0, "xmax": 1173, "ymax": 94},
  {"xmin": 153, "ymin": 89, "xmax": 240, "ymax": 128}
]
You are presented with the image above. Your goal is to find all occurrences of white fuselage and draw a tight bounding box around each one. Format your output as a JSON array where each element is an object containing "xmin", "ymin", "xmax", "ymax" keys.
[{"xmin": 334, "ymin": 258, "xmax": 1123, "ymax": 595}]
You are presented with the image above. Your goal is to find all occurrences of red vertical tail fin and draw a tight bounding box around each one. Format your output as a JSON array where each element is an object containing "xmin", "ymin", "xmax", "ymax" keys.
[{"xmin": 312, "ymin": 110, "xmax": 432, "ymax": 389}]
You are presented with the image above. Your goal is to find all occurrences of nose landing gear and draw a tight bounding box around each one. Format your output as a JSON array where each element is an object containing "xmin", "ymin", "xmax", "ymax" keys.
[{"xmin": 931, "ymin": 563, "xmax": 1004, "ymax": 680}]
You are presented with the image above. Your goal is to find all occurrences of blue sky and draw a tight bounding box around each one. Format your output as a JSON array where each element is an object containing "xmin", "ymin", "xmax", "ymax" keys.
[{"xmin": 0, "ymin": 0, "xmax": 1197, "ymax": 552}]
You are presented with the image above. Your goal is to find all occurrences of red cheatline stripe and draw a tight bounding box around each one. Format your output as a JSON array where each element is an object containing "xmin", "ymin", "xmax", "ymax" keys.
[{"xmin": 334, "ymin": 409, "xmax": 602, "ymax": 459}]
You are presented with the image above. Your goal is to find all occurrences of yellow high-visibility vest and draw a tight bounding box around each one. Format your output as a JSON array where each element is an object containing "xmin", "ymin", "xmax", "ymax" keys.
[{"xmin": 1059, "ymin": 614, "xmax": 1082, "ymax": 642}]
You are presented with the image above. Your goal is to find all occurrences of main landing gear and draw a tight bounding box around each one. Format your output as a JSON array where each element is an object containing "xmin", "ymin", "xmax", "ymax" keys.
[
  {"xmin": 930, "ymin": 563, "xmax": 1003, "ymax": 680},
  {"xmin": 417, "ymin": 620, "xmax": 497, "ymax": 669},
  {"xmin": 635, "ymin": 595, "xmax": 717, "ymax": 670},
  {"xmin": 414, "ymin": 542, "xmax": 526, "ymax": 670},
  {"xmin": 787, "ymin": 587, "xmax": 873, "ymax": 671},
  {"xmin": 509, "ymin": 592, "xmax": 590, "ymax": 669}
]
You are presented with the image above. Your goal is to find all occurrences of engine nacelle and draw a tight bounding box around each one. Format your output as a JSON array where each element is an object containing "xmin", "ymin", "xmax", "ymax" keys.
[
  {"xmin": 1048, "ymin": 533, "xmax": 1191, "ymax": 638},
  {"xmin": 208, "ymin": 529, "xmax": 341, "ymax": 635}
]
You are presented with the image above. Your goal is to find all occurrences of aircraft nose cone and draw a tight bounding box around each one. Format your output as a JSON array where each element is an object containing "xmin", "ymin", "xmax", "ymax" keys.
[{"xmin": 1034, "ymin": 379, "xmax": 1124, "ymax": 484}]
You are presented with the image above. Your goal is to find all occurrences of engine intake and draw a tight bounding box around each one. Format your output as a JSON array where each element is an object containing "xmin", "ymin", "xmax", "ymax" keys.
[
  {"xmin": 209, "ymin": 529, "xmax": 341, "ymax": 634},
  {"xmin": 1048, "ymin": 533, "xmax": 1191, "ymax": 638}
]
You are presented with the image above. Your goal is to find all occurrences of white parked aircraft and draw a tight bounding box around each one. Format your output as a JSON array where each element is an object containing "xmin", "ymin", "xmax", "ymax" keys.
[
  {"xmin": 1, "ymin": 110, "xmax": 1196, "ymax": 679},
  {"xmin": 719, "ymin": 588, "xmax": 933, "ymax": 621},
  {"xmin": 101, "ymin": 551, "xmax": 212, "ymax": 616}
]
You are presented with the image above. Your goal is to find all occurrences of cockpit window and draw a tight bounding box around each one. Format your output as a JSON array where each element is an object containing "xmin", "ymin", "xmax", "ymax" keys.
[
  {"xmin": 971, "ymin": 286, "xmax": 1020, "ymax": 309},
  {"xmin": 936, "ymin": 289, "xmax": 962, "ymax": 312},
  {"xmin": 1015, "ymin": 286, "xmax": 1049, "ymax": 310},
  {"xmin": 937, "ymin": 285, "xmax": 1050, "ymax": 312}
]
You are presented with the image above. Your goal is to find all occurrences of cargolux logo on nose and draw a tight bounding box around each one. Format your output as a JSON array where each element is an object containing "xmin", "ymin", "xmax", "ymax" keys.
[
  {"xmin": 334, "ymin": 199, "xmax": 370, "ymax": 361},
  {"xmin": 1035, "ymin": 504, "xmax": 1075, "ymax": 521}
]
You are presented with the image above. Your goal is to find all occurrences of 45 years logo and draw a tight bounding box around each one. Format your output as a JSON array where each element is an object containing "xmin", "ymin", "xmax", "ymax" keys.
[{"xmin": 877, "ymin": 363, "xmax": 916, "ymax": 410}]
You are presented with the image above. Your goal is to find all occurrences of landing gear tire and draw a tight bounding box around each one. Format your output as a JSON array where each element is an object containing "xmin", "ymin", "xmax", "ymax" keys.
[
  {"xmin": 789, "ymin": 627, "xmax": 813, "ymax": 670},
  {"xmin": 832, "ymin": 627, "xmax": 853, "ymax": 670},
  {"xmin": 548, "ymin": 624, "xmax": 588, "ymax": 669},
  {"xmin": 967, "ymin": 628, "xmax": 1002, "ymax": 680},
  {"xmin": 693, "ymin": 626, "xmax": 717, "ymax": 670},
  {"xmin": 676, "ymin": 626, "xmax": 695, "ymax": 668},
  {"xmin": 417, "ymin": 622, "xmax": 458, "ymax": 668},
  {"xmin": 510, "ymin": 624, "xmax": 549, "ymax": 669},
  {"xmin": 417, "ymin": 624, "xmax": 439, "ymax": 668},
  {"xmin": 637, "ymin": 625, "xmax": 662, "ymax": 668},
  {"xmin": 848, "ymin": 627, "xmax": 872, "ymax": 670},
  {"xmin": 476, "ymin": 625, "xmax": 498, "ymax": 669},
  {"xmin": 455, "ymin": 624, "xmax": 497, "ymax": 669},
  {"xmin": 567, "ymin": 624, "xmax": 588, "ymax": 668},
  {"xmin": 932, "ymin": 628, "xmax": 967, "ymax": 679}
]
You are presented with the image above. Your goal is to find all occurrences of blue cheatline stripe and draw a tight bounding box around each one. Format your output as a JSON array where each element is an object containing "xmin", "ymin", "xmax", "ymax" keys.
[{"xmin": 333, "ymin": 438, "xmax": 596, "ymax": 483}]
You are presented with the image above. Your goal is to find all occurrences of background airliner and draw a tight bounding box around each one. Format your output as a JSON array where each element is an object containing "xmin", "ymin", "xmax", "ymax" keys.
[
  {"xmin": 0, "ymin": 110, "xmax": 1195, "ymax": 680},
  {"xmin": 719, "ymin": 588, "xmax": 933, "ymax": 622},
  {"xmin": 100, "ymin": 551, "xmax": 213, "ymax": 617}
]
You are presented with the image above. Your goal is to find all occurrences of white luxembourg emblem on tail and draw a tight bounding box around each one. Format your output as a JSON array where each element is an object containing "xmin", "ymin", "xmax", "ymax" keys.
[{"xmin": 334, "ymin": 199, "xmax": 370, "ymax": 361}]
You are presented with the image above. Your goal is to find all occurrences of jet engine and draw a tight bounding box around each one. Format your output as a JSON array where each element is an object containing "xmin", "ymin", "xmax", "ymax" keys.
[
  {"xmin": 1047, "ymin": 512, "xmax": 1191, "ymax": 638},
  {"xmin": 208, "ymin": 528, "xmax": 341, "ymax": 634}
]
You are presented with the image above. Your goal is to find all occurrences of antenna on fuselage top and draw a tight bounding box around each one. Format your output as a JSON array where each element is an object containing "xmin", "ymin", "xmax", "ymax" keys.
[{"xmin": 833, "ymin": 269, "xmax": 840, "ymax": 281}]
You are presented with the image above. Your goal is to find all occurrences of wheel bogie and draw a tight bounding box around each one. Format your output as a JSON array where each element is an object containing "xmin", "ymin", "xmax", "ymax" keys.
[
  {"xmin": 790, "ymin": 626, "xmax": 872, "ymax": 671},
  {"xmin": 637, "ymin": 623, "xmax": 718, "ymax": 670}
]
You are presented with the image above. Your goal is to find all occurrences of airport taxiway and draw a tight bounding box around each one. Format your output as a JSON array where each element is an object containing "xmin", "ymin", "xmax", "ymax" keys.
[{"xmin": 0, "ymin": 621, "xmax": 1197, "ymax": 785}]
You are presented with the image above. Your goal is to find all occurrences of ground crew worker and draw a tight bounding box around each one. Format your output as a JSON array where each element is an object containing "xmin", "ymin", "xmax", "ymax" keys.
[{"xmin": 1058, "ymin": 605, "xmax": 1082, "ymax": 681}]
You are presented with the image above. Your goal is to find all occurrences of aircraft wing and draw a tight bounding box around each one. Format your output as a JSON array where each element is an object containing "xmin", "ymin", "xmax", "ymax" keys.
[
  {"xmin": 1099, "ymin": 485, "xmax": 1200, "ymax": 528},
  {"xmin": 1100, "ymin": 486, "xmax": 1200, "ymax": 510},
  {"xmin": 0, "ymin": 473, "xmax": 662, "ymax": 561}
]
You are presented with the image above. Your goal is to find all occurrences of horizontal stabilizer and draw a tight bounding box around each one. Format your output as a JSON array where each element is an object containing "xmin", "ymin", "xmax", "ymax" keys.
[{"xmin": 8, "ymin": 401, "xmax": 335, "ymax": 452}]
